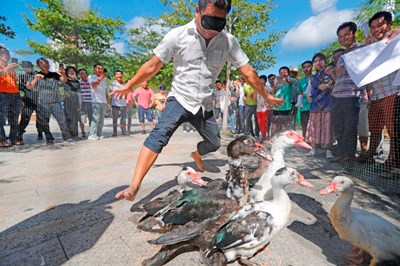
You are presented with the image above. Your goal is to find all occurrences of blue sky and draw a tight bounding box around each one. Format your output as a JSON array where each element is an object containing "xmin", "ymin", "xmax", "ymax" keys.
[{"xmin": 1, "ymin": 0, "xmax": 364, "ymax": 76}]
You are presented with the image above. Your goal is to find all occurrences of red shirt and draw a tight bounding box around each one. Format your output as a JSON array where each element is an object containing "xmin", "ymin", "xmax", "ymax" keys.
[
  {"xmin": 133, "ymin": 87, "xmax": 154, "ymax": 109},
  {"xmin": 0, "ymin": 72, "xmax": 19, "ymax": 94}
]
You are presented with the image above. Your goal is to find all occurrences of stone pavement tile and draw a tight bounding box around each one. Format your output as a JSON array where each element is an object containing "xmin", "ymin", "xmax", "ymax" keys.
[
  {"xmin": 0, "ymin": 206, "xmax": 108, "ymax": 258},
  {"xmin": 0, "ymin": 237, "xmax": 67, "ymax": 266},
  {"xmin": 63, "ymin": 237, "xmax": 135, "ymax": 266}
]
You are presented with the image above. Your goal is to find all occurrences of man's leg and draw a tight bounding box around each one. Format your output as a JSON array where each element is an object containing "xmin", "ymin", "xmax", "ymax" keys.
[
  {"xmin": 89, "ymin": 103, "xmax": 100, "ymax": 138},
  {"xmin": 191, "ymin": 108, "xmax": 221, "ymax": 172},
  {"xmin": 116, "ymin": 146, "xmax": 159, "ymax": 200},
  {"xmin": 97, "ymin": 103, "xmax": 107, "ymax": 137},
  {"xmin": 112, "ymin": 105, "xmax": 118, "ymax": 136}
]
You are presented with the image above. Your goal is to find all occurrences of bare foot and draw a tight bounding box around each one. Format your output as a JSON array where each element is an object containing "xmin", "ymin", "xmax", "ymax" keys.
[
  {"xmin": 191, "ymin": 151, "xmax": 205, "ymax": 172},
  {"xmin": 345, "ymin": 247, "xmax": 365, "ymax": 265}
]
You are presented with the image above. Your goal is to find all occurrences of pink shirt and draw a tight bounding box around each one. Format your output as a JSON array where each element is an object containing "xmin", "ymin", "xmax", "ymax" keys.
[{"xmin": 133, "ymin": 87, "xmax": 154, "ymax": 109}]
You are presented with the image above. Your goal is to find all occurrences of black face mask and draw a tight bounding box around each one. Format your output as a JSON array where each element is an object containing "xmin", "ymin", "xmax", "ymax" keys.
[{"xmin": 200, "ymin": 13, "xmax": 226, "ymax": 32}]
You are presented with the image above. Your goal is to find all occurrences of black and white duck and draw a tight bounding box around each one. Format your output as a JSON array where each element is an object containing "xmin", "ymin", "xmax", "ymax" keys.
[{"xmin": 204, "ymin": 167, "xmax": 314, "ymax": 266}]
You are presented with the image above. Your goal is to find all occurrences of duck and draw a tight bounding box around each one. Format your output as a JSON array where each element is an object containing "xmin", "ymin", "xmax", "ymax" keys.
[
  {"xmin": 203, "ymin": 167, "xmax": 314, "ymax": 266},
  {"xmin": 137, "ymin": 135, "xmax": 270, "ymax": 233},
  {"xmin": 138, "ymin": 166, "xmax": 208, "ymax": 220},
  {"xmin": 320, "ymin": 176, "xmax": 400, "ymax": 266},
  {"xmin": 249, "ymin": 130, "xmax": 312, "ymax": 203}
]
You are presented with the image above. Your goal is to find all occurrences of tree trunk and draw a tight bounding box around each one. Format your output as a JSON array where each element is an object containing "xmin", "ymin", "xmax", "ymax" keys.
[{"xmin": 222, "ymin": 63, "xmax": 231, "ymax": 132}]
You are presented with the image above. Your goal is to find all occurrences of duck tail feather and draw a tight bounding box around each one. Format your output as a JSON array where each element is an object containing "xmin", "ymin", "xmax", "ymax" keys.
[{"xmin": 148, "ymin": 227, "xmax": 201, "ymax": 245}]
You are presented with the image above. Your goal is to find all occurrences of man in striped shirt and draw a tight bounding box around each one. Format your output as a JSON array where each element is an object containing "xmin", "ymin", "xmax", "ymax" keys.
[{"xmin": 78, "ymin": 68, "xmax": 92, "ymax": 138}]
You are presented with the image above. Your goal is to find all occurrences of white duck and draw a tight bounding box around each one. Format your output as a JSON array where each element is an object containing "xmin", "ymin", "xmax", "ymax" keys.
[
  {"xmin": 204, "ymin": 167, "xmax": 314, "ymax": 266},
  {"xmin": 249, "ymin": 130, "xmax": 312, "ymax": 203},
  {"xmin": 320, "ymin": 176, "xmax": 400, "ymax": 266}
]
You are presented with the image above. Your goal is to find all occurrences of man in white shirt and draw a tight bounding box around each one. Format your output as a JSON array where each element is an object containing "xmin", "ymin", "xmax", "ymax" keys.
[
  {"xmin": 111, "ymin": 0, "xmax": 283, "ymax": 201},
  {"xmin": 88, "ymin": 64, "xmax": 108, "ymax": 140}
]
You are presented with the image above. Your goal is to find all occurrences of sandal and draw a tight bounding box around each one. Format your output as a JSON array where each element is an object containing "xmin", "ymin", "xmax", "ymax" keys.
[{"xmin": 0, "ymin": 141, "xmax": 11, "ymax": 148}]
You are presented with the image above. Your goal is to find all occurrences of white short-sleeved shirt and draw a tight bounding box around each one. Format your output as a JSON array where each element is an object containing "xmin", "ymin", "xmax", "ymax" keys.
[
  {"xmin": 108, "ymin": 80, "xmax": 126, "ymax": 107},
  {"xmin": 88, "ymin": 75, "xmax": 107, "ymax": 104},
  {"xmin": 153, "ymin": 19, "xmax": 249, "ymax": 115}
]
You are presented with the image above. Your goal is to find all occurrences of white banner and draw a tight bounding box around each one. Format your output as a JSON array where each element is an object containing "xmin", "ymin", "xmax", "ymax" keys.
[{"xmin": 342, "ymin": 35, "xmax": 400, "ymax": 87}]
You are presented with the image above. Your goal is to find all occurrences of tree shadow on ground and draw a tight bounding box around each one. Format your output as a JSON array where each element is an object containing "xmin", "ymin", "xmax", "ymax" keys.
[{"xmin": 0, "ymin": 186, "xmax": 125, "ymax": 265}]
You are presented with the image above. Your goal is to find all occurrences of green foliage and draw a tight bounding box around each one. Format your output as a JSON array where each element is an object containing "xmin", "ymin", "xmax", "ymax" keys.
[
  {"xmin": 356, "ymin": 0, "xmax": 399, "ymax": 25},
  {"xmin": 0, "ymin": 16, "xmax": 16, "ymax": 39},
  {"xmin": 24, "ymin": 0, "xmax": 124, "ymax": 67}
]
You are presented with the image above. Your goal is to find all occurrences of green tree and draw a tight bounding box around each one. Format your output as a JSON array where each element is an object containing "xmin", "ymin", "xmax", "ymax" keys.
[
  {"xmin": 24, "ymin": 0, "xmax": 124, "ymax": 68},
  {"xmin": 0, "ymin": 16, "xmax": 16, "ymax": 39}
]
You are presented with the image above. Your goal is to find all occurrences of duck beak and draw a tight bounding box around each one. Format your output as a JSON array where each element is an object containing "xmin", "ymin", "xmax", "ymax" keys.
[
  {"xmin": 320, "ymin": 182, "xmax": 337, "ymax": 195},
  {"xmin": 296, "ymin": 173, "xmax": 314, "ymax": 188},
  {"xmin": 295, "ymin": 139, "xmax": 312, "ymax": 150},
  {"xmin": 191, "ymin": 174, "xmax": 208, "ymax": 187},
  {"xmin": 253, "ymin": 147, "xmax": 273, "ymax": 162}
]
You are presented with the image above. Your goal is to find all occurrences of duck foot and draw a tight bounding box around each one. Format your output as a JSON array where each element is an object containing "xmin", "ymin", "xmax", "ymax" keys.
[
  {"xmin": 191, "ymin": 151, "xmax": 205, "ymax": 172},
  {"xmin": 345, "ymin": 247, "xmax": 365, "ymax": 265},
  {"xmin": 239, "ymin": 258, "xmax": 267, "ymax": 266}
]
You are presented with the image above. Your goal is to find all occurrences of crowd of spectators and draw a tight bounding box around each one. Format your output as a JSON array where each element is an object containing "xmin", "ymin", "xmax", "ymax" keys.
[
  {"xmin": 210, "ymin": 11, "xmax": 400, "ymax": 174},
  {"xmin": 0, "ymin": 54, "xmax": 168, "ymax": 146},
  {"xmin": 1, "ymin": 11, "xmax": 399, "ymax": 175}
]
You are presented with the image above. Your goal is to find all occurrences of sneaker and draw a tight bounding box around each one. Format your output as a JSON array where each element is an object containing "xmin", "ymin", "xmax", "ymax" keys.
[
  {"xmin": 99, "ymin": 136, "xmax": 105, "ymax": 140},
  {"xmin": 326, "ymin": 150, "xmax": 334, "ymax": 159},
  {"xmin": 141, "ymin": 130, "xmax": 146, "ymax": 134},
  {"xmin": 88, "ymin": 135, "xmax": 100, "ymax": 140},
  {"xmin": 112, "ymin": 134, "xmax": 117, "ymax": 137},
  {"xmin": 81, "ymin": 132, "xmax": 86, "ymax": 138},
  {"xmin": 46, "ymin": 139, "xmax": 54, "ymax": 145},
  {"xmin": 65, "ymin": 138, "xmax": 77, "ymax": 143},
  {"xmin": 190, "ymin": 129, "xmax": 194, "ymax": 133},
  {"xmin": 306, "ymin": 150, "xmax": 315, "ymax": 157}
]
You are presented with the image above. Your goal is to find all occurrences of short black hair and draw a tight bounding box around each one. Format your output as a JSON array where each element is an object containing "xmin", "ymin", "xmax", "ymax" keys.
[
  {"xmin": 259, "ymin": 75, "xmax": 267, "ymax": 82},
  {"xmin": 115, "ymin": 70, "xmax": 123, "ymax": 75},
  {"xmin": 267, "ymin": 74, "xmax": 276, "ymax": 79},
  {"xmin": 368, "ymin": 11, "xmax": 393, "ymax": 27},
  {"xmin": 333, "ymin": 48, "xmax": 345, "ymax": 55},
  {"xmin": 65, "ymin": 66, "xmax": 78, "ymax": 76},
  {"xmin": 198, "ymin": 0, "xmax": 231, "ymax": 13},
  {"xmin": 215, "ymin": 79, "xmax": 221, "ymax": 84},
  {"xmin": 301, "ymin": 60, "xmax": 312, "ymax": 68},
  {"xmin": 336, "ymin": 21, "xmax": 357, "ymax": 36},
  {"xmin": 78, "ymin": 68, "xmax": 87, "ymax": 74},
  {"xmin": 36, "ymin": 57, "xmax": 49, "ymax": 66},
  {"xmin": 312, "ymin": 52, "xmax": 326, "ymax": 63},
  {"xmin": 279, "ymin": 66, "xmax": 289, "ymax": 73},
  {"xmin": 93, "ymin": 63, "xmax": 103, "ymax": 68}
]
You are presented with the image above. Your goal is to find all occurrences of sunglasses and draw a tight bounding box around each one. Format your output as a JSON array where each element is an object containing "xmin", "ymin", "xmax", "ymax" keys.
[{"xmin": 200, "ymin": 12, "xmax": 226, "ymax": 32}]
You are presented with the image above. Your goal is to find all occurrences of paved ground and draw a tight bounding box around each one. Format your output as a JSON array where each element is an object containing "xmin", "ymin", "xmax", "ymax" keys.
[{"xmin": 0, "ymin": 118, "xmax": 399, "ymax": 266}]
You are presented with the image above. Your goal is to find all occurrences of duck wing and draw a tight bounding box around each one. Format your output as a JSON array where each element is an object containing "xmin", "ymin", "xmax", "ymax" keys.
[
  {"xmin": 138, "ymin": 179, "xmax": 230, "ymax": 232},
  {"xmin": 140, "ymin": 190, "xmax": 182, "ymax": 216}
]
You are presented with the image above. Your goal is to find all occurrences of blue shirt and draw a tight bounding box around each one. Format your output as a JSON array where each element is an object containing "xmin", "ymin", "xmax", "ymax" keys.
[{"xmin": 310, "ymin": 70, "xmax": 333, "ymax": 111}]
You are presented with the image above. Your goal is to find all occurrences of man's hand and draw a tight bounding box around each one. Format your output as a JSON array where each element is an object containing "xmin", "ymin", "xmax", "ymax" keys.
[
  {"xmin": 264, "ymin": 94, "xmax": 284, "ymax": 108},
  {"xmin": 385, "ymin": 28, "xmax": 400, "ymax": 43},
  {"xmin": 115, "ymin": 186, "xmax": 138, "ymax": 201},
  {"xmin": 110, "ymin": 85, "xmax": 132, "ymax": 99},
  {"xmin": 3, "ymin": 63, "xmax": 18, "ymax": 72}
]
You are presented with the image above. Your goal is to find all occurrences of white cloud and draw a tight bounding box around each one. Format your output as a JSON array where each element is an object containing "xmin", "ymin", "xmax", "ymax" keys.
[
  {"xmin": 126, "ymin": 17, "xmax": 147, "ymax": 30},
  {"xmin": 310, "ymin": 0, "xmax": 337, "ymax": 14},
  {"xmin": 282, "ymin": 9, "xmax": 354, "ymax": 50},
  {"xmin": 111, "ymin": 41, "xmax": 125, "ymax": 55},
  {"xmin": 125, "ymin": 16, "xmax": 169, "ymax": 34}
]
